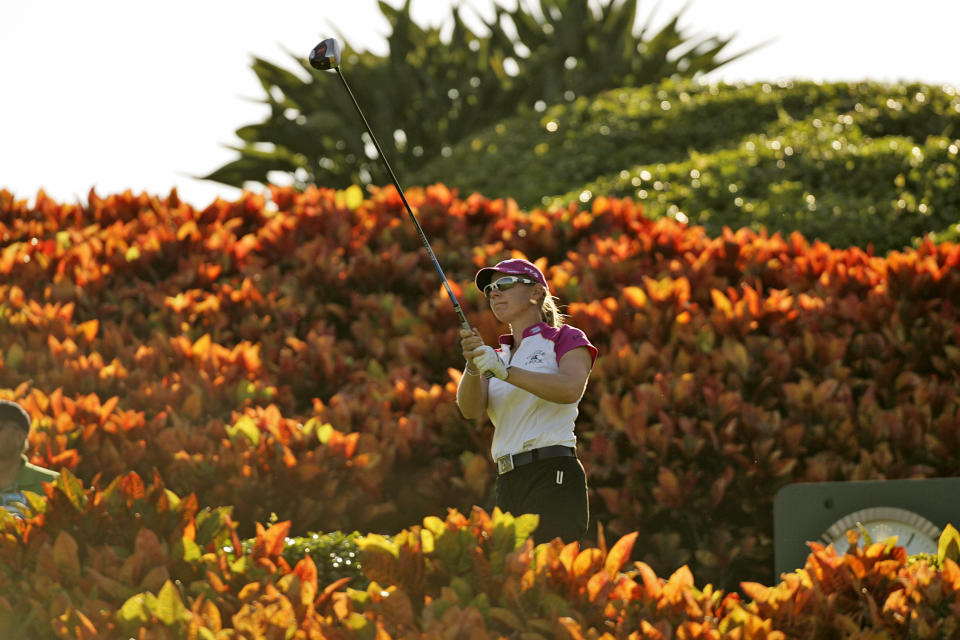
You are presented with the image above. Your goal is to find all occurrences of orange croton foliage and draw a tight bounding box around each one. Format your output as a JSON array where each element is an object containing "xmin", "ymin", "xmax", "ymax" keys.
[
  {"xmin": 724, "ymin": 525, "xmax": 960, "ymax": 639},
  {"xmin": 1, "ymin": 184, "xmax": 959, "ymax": 595},
  {"xmin": 4, "ymin": 473, "xmax": 960, "ymax": 638}
]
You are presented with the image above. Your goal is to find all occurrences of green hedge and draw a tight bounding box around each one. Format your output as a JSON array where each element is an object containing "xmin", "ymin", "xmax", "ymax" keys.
[
  {"xmin": 243, "ymin": 529, "xmax": 366, "ymax": 588},
  {"xmin": 572, "ymin": 131, "xmax": 960, "ymax": 254},
  {"xmin": 413, "ymin": 79, "xmax": 960, "ymax": 252}
]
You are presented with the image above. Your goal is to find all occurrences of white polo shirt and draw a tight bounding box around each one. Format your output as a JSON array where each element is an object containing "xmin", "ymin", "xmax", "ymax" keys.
[{"xmin": 486, "ymin": 322, "xmax": 598, "ymax": 460}]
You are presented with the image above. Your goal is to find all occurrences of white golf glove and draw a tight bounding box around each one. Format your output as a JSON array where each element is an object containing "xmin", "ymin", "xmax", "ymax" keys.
[{"xmin": 474, "ymin": 345, "xmax": 508, "ymax": 380}]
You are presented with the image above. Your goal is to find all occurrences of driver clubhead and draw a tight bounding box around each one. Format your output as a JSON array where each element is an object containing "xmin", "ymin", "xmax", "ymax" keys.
[{"xmin": 309, "ymin": 38, "xmax": 341, "ymax": 70}]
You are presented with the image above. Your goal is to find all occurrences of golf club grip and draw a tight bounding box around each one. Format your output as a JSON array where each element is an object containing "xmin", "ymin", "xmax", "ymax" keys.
[{"xmin": 334, "ymin": 68, "xmax": 472, "ymax": 330}]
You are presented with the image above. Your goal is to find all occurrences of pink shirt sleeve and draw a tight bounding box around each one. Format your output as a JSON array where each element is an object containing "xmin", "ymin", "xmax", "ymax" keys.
[{"xmin": 556, "ymin": 325, "xmax": 598, "ymax": 366}]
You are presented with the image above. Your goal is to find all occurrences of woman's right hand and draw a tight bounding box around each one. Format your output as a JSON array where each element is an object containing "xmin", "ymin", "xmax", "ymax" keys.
[{"xmin": 459, "ymin": 328, "xmax": 485, "ymax": 368}]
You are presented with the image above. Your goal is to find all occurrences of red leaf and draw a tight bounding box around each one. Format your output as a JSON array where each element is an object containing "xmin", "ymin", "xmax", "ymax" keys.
[
  {"xmin": 99, "ymin": 396, "xmax": 119, "ymax": 424},
  {"xmin": 119, "ymin": 472, "xmax": 146, "ymax": 501},
  {"xmin": 293, "ymin": 554, "xmax": 318, "ymax": 606},
  {"xmin": 252, "ymin": 520, "xmax": 291, "ymax": 560},
  {"xmin": 316, "ymin": 576, "xmax": 352, "ymax": 609}
]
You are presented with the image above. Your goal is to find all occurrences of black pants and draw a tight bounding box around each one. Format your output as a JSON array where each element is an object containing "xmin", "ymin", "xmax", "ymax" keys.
[{"xmin": 495, "ymin": 455, "xmax": 589, "ymax": 545}]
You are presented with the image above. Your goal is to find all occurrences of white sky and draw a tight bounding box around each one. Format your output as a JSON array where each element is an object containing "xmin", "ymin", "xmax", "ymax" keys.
[{"xmin": 1, "ymin": 0, "xmax": 957, "ymax": 207}]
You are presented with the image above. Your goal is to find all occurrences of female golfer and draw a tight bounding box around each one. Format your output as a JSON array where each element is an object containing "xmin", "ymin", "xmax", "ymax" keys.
[{"xmin": 457, "ymin": 258, "xmax": 597, "ymax": 544}]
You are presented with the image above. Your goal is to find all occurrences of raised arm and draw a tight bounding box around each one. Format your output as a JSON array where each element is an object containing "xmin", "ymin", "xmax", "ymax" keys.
[
  {"xmin": 479, "ymin": 346, "xmax": 593, "ymax": 405},
  {"xmin": 456, "ymin": 328, "xmax": 489, "ymax": 419}
]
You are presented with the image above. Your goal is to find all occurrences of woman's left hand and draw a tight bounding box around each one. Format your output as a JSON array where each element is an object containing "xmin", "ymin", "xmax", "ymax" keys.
[{"xmin": 474, "ymin": 346, "xmax": 508, "ymax": 380}]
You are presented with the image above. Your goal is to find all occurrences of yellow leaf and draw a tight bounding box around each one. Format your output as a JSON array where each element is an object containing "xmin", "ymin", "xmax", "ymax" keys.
[
  {"xmin": 345, "ymin": 184, "xmax": 365, "ymax": 210},
  {"xmin": 420, "ymin": 528, "xmax": 435, "ymax": 554},
  {"xmin": 155, "ymin": 580, "xmax": 187, "ymax": 627},
  {"xmin": 710, "ymin": 289, "xmax": 733, "ymax": 318},
  {"xmin": 315, "ymin": 422, "xmax": 334, "ymax": 444},
  {"xmin": 572, "ymin": 548, "xmax": 603, "ymax": 578},
  {"xmin": 622, "ymin": 286, "xmax": 647, "ymax": 309},
  {"xmin": 191, "ymin": 333, "xmax": 212, "ymax": 358},
  {"xmin": 118, "ymin": 594, "xmax": 150, "ymax": 627},
  {"xmin": 226, "ymin": 415, "xmax": 260, "ymax": 446},
  {"xmin": 177, "ymin": 220, "xmax": 199, "ymax": 241},
  {"xmin": 939, "ymin": 524, "xmax": 960, "ymax": 565},
  {"xmin": 77, "ymin": 319, "xmax": 99, "ymax": 342},
  {"xmin": 423, "ymin": 516, "xmax": 445, "ymax": 537},
  {"xmin": 357, "ymin": 534, "xmax": 399, "ymax": 558}
]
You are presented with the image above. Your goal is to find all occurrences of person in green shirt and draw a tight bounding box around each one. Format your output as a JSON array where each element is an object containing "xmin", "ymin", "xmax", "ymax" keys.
[{"xmin": 0, "ymin": 399, "xmax": 59, "ymax": 519}]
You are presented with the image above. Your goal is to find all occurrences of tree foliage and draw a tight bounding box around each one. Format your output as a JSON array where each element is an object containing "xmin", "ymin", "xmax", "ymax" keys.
[
  {"xmin": 409, "ymin": 78, "xmax": 960, "ymax": 251},
  {"xmin": 203, "ymin": 0, "xmax": 758, "ymax": 192}
]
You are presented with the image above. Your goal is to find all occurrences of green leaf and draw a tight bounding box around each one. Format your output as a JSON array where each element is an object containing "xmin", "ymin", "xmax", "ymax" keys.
[
  {"xmin": 513, "ymin": 514, "xmax": 540, "ymax": 548},
  {"xmin": 343, "ymin": 611, "xmax": 370, "ymax": 631},
  {"xmin": 54, "ymin": 468, "xmax": 88, "ymax": 512},
  {"xmin": 230, "ymin": 556, "xmax": 248, "ymax": 574},
  {"xmin": 491, "ymin": 508, "xmax": 539, "ymax": 552},
  {"xmin": 174, "ymin": 536, "xmax": 202, "ymax": 563},
  {"xmin": 53, "ymin": 531, "xmax": 81, "ymax": 581},
  {"xmin": 4, "ymin": 343, "xmax": 24, "ymax": 370},
  {"xmin": 195, "ymin": 507, "xmax": 232, "ymax": 547},
  {"xmin": 23, "ymin": 489, "xmax": 48, "ymax": 514},
  {"xmin": 449, "ymin": 576, "xmax": 474, "ymax": 604},
  {"xmin": 489, "ymin": 607, "xmax": 524, "ymax": 632},
  {"xmin": 490, "ymin": 509, "xmax": 517, "ymax": 553}
]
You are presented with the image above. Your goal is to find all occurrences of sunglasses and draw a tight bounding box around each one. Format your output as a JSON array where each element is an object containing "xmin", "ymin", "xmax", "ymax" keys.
[{"xmin": 483, "ymin": 275, "xmax": 536, "ymax": 298}]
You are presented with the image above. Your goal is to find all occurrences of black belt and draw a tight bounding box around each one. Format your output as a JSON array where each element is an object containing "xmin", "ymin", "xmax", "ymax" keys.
[{"xmin": 496, "ymin": 445, "xmax": 576, "ymax": 475}]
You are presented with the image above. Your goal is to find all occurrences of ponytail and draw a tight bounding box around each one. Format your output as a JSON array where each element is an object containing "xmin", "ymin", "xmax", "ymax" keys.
[{"xmin": 538, "ymin": 287, "xmax": 566, "ymax": 328}]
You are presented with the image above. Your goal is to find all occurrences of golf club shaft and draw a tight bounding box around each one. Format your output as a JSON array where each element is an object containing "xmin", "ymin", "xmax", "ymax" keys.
[{"xmin": 334, "ymin": 68, "xmax": 471, "ymax": 332}]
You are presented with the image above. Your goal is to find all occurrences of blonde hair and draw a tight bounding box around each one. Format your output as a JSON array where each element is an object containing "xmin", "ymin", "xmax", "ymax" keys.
[{"xmin": 537, "ymin": 286, "xmax": 566, "ymax": 328}]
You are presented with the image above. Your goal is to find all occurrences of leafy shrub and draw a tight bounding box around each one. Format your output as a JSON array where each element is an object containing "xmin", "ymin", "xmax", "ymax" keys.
[
  {"xmin": 244, "ymin": 529, "xmax": 366, "ymax": 589},
  {"xmin": 2, "ymin": 184, "xmax": 959, "ymax": 595},
  {"xmin": 415, "ymin": 79, "xmax": 960, "ymax": 252},
  {"xmin": 3, "ymin": 474, "xmax": 960, "ymax": 638}
]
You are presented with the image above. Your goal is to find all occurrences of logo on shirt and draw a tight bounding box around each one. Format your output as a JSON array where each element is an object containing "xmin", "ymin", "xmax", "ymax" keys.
[{"xmin": 525, "ymin": 350, "xmax": 546, "ymax": 365}]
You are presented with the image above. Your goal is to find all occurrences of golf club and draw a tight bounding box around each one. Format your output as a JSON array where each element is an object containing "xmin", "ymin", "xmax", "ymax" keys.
[{"xmin": 308, "ymin": 38, "xmax": 473, "ymax": 334}]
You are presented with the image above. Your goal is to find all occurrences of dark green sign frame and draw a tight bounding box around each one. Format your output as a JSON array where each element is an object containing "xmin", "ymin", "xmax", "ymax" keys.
[{"xmin": 773, "ymin": 477, "xmax": 960, "ymax": 577}]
